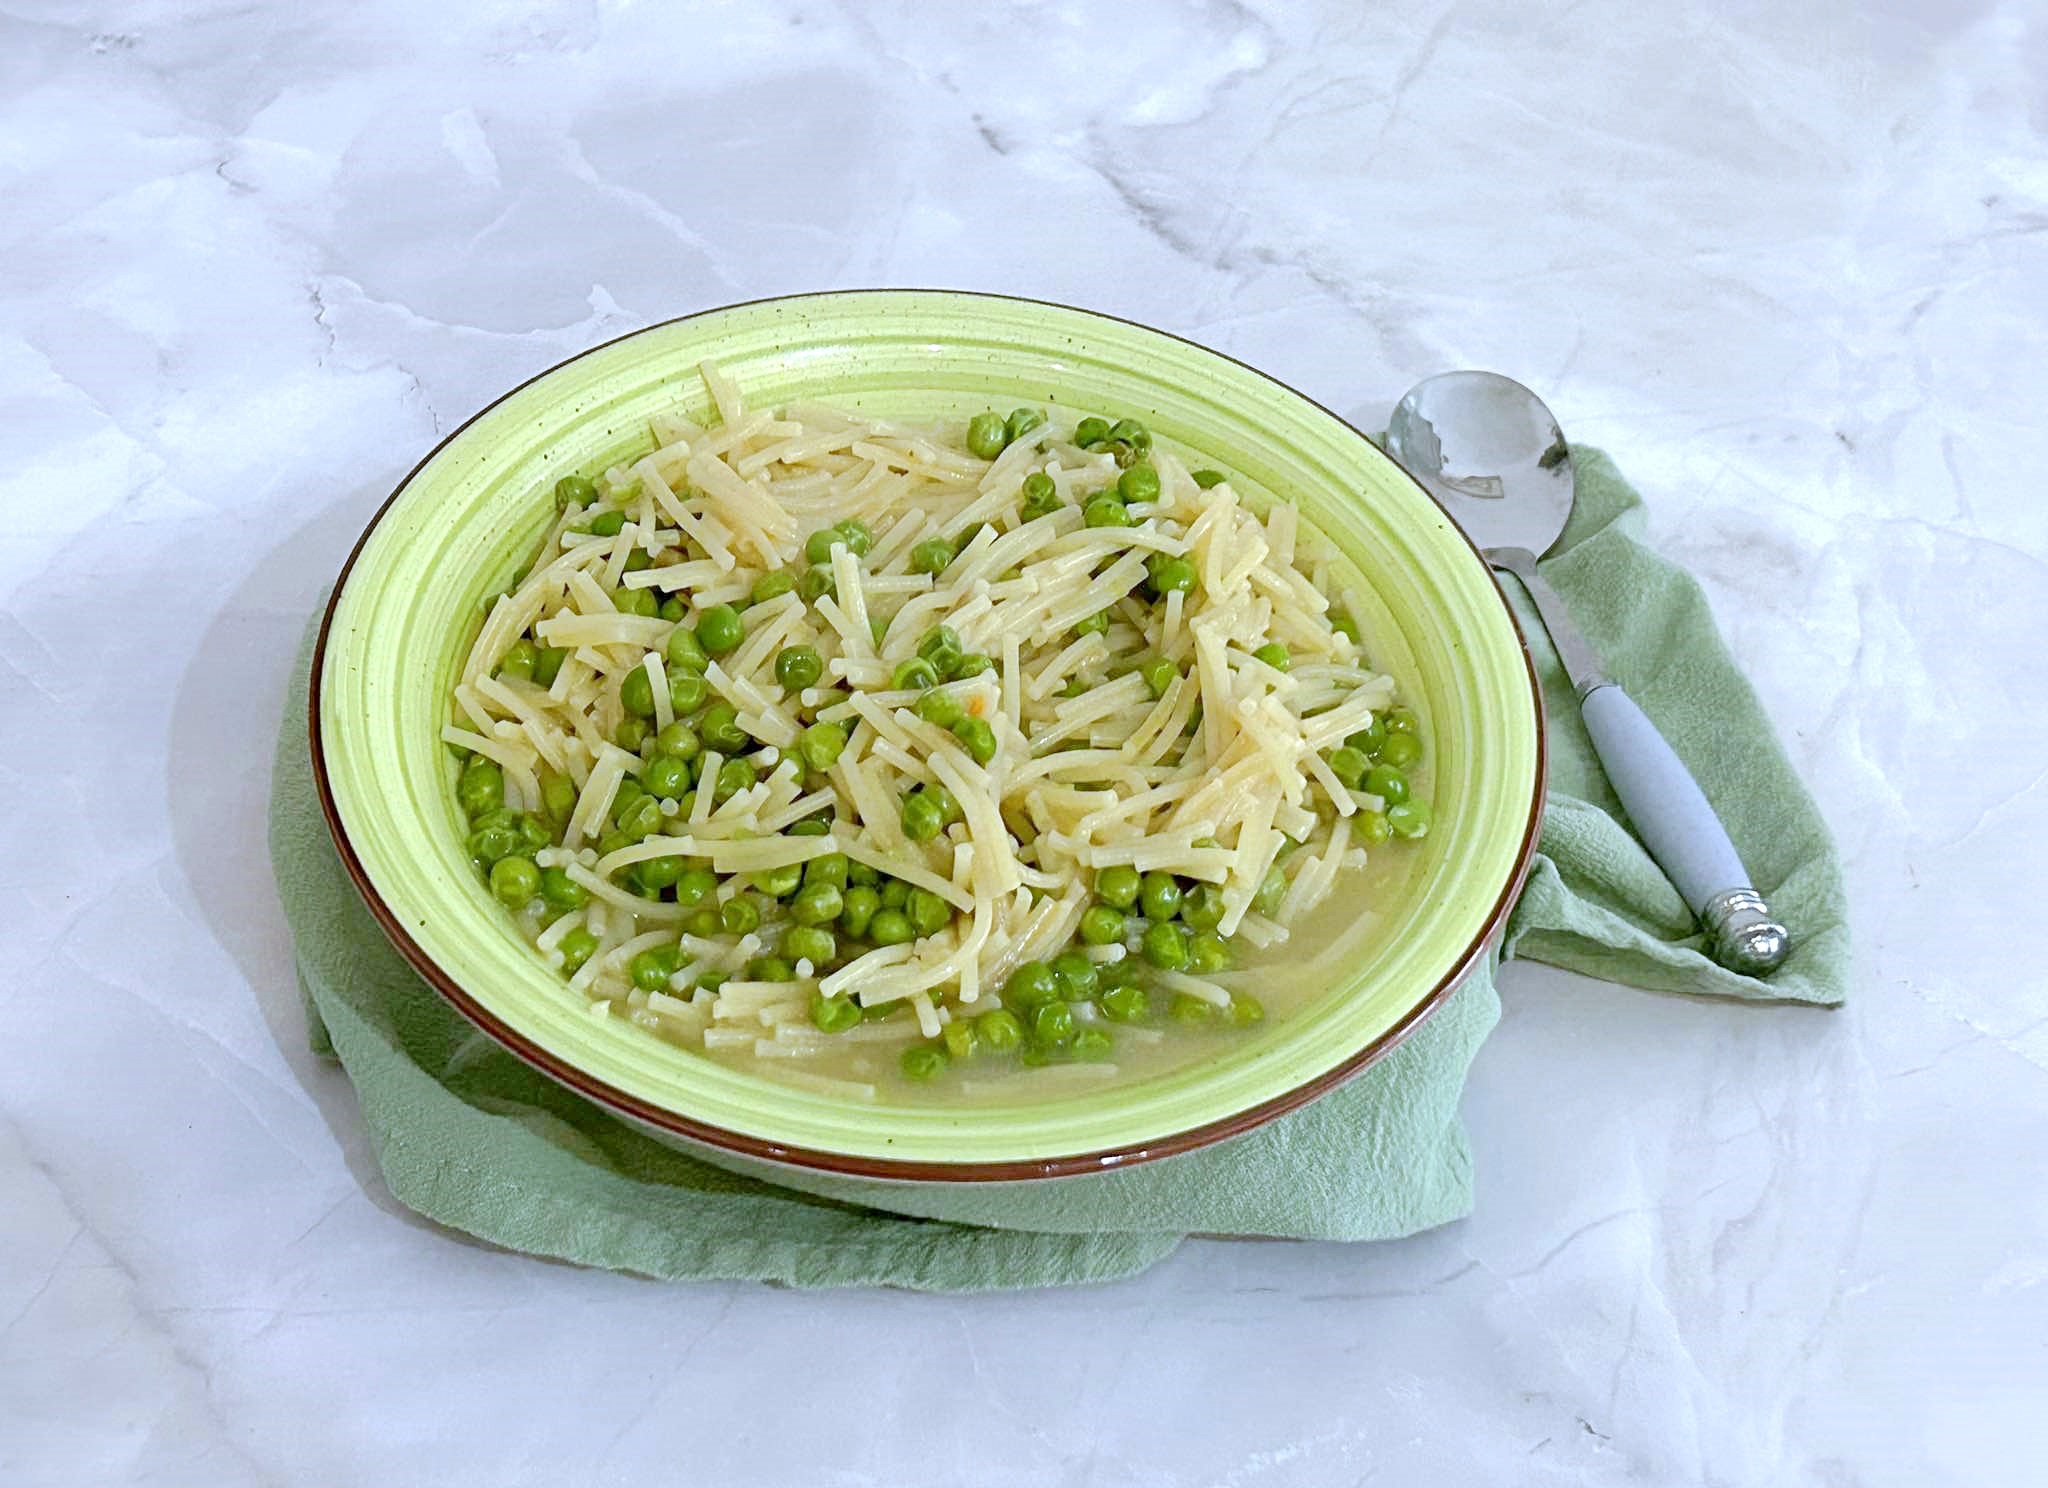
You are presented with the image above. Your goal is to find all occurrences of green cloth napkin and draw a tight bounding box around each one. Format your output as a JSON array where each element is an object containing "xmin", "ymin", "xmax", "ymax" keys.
[{"xmin": 269, "ymin": 447, "xmax": 1846, "ymax": 1291}]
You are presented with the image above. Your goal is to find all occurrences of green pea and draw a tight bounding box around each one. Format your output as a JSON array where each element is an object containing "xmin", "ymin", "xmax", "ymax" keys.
[
  {"xmin": 622, "ymin": 549, "xmax": 653, "ymax": 573},
  {"xmin": 1378, "ymin": 730, "xmax": 1424, "ymax": 770},
  {"xmin": 533, "ymin": 646, "xmax": 568, "ymax": 688},
  {"xmin": 797, "ymin": 567, "xmax": 835, "ymax": 602},
  {"xmin": 1387, "ymin": 800, "xmax": 1433, "ymax": 839},
  {"xmin": 619, "ymin": 667, "xmax": 656, "ymax": 717},
  {"xmin": 1074, "ymin": 416, "xmax": 1112, "ymax": 448},
  {"xmin": 750, "ymin": 955, "xmax": 794, "ymax": 983},
  {"xmin": 928, "ymin": 783, "xmax": 964, "ymax": 825},
  {"xmin": 900, "ymin": 790, "xmax": 943, "ymax": 843},
  {"xmin": 839, "ymin": 885, "xmax": 880, "ymax": 938},
  {"xmin": 696, "ymin": 604, "xmax": 743, "ymax": 658},
  {"xmin": 1139, "ymin": 921, "xmax": 1186, "ymax": 971},
  {"xmin": 557, "ymin": 927, "xmax": 599, "ymax": 974},
  {"xmin": 787, "ymin": 817, "xmax": 831, "ymax": 837},
  {"xmin": 906, "ymin": 887, "xmax": 951, "ymax": 936},
  {"xmin": 914, "ymin": 689, "xmax": 965, "ymax": 729},
  {"xmin": 634, "ymin": 855, "xmax": 685, "ymax": 892},
  {"xmin": 798, "ymin": 721, "xmax": 848, "ymax": 772},
  {"xmin": 978, "ymin": 1009, "xmax": 1025, "ymax": 1052},
  {"xmin": 1253, "ymin": 863, "xmax": 1289, "ymax": 917},
  {"xmin": 536, "ymin": 866, "xmax": 586, "ymax": 911},
  {"xmin": 586, "ymin": 510, "xmax": 626, "ymax": 537},
  {"xmin": 966, "ymin": 411, "xmax": 1011, "ymax": 460},
  {"xmin": 811, "ymin": 994, "xmax": 862, "ymax": 1034},
  {"xmin": 885, "ymin": 656, "xmax": 933, "ymax": 692},
  {"xmin": 1364, "ymin": 765, "xmax": 1410, "ymax": 804},
  {"xmin": 901, "ymin": 1045, "xmax": 950, "ymax": 1082},
  {"xmin": 1386, "ymin": 706, "xmax": 1420, "ymax": 736},
  {"xmin": 1074, "ymin": 610, "xmax": 1110, "ymax": 637},
  {"xmin": 1032, "ymin": 1001, "xmax": 1076, "ymax": 1046},
  {"xmin": 908, "ymin": 538, "xmax": 954, "ymax": 576},
  {"xmin": 1329, "ymin": 607, "xmax": 1361, "ymax": 645},
  {"xmin": 804, "ymin": 527, "xmax": 844, "ymax": 565},
  {"xmin": 1099, "ymin": 984, "xmax": 1148, "ymax": 1023},
  {"xmin": 1020, "ymin": 481, "xmax": 1062, "ymax": 521},
  {"xmin": 1051, "ymin": 951, "xmax": 1099, "ymax": 999},
  {"xmin": 642, "ymin": 754, "xmax": 689, "ymax": 800},
  {"xmin": 1021, "ymin": 470, "xmax": 1057, "ymax": 505},
  {"xmin": 1083, "ymin": 497, "xmax": 1131, "ymax": 528},
  {"xmin": 942, "ymin": 1020, "xmax": 979, "ymax": 1061},
  {"xmin": 1139, "ymin": 872, "xmax": 1183, "ymax": 921},
  {"xmin": 713, "ymin": 757, "xmax": 754, "ymax": 803},
  {"xmin": 616, "ymin": 796, "xmax": 664, "ymax": 841},
  {"xmin": 629, "ymin": 945, "xmax": 680, "ymax": 992},
  {"xmin": 1170, "ymin": 992, "xmax": 1217, "ymax": 1026},
  {"xmin": 1229, "ymin": 994, "xmax": 1266, "ymax": 1027},
  {"xmin": 1005, "ymin": 961, "xmax": 1059, "ymax": 1009},
  {"xmin": 672, "ymin": 868, "xmax": 718, "ymax": 908},
  {"xmin": 1180, "ymin": 883, "xmax": 1225, "ymax": 932},
  {"xmin": 1191, "ymin": 469, "xmax": 1227, "ymax": 489},
  {"xmin": 1139, "ymin": 658, "xmax": 1178, "ymax": 699},
  {"xmin": 951, "ymin": 717, "xmax": 997, "ymax": 765},
  {"xmin": 695, "ymin": 970, "xmax": 731, "ymax": 994},
  {"xmin": 619, "ymin": 587, "xmax": 660, "ymax": 618},
  {"xmin": 457, "ymin": 758, "xmax": 504, "ymax": 819},
  {"xmin": 1072, "ymin": 1027, "xmax": 1114, "ymax": 1061},
  {"xmin": 1324, "ymin": 745, "xmax": 1372, "ymax": 791},
  {"xmin": 1188, "ymin": 932, "xmax": 1231, "ymax": 975},
  {"xmin": 792, "ymin": 883, "xmax": 844, "ymax": 927},
  {"xmin": 516, "ymin": 813, "xmax": 551, "ymax": 852},
  {"xmin": 868, "ymin": 908, "xmax": 914, "ymax": 946},
  {"xmin": 658, "ymin": 596, "xmax": 686, "ymax": 624},
  {"xmin": 738, "ymin": 569, "xmax": 789, "ymax": 607},
  {"xmin": 1007, "ymin": 407, "xmax": 1046, "ymax": 444},
  {"xmin": 555, "ymin": 473, "xmax": 597, "ymax": 509},
  {"xmin": 1346, "ymin": 717, "xmax": 1387, "ymax": 758},
  {"xmin": 952, "ymin": 521, "xmax": 988, "ymax": 553},
  {"xmin": 1109, "ymin": 418, "xmax": 1152, "ymax": 453},
  {"xmin": 496, "ymin": 639, "xmax": 538, "ymax": 683},
  {"xmin": 847, "ymin": 861, "xmax": 879, "ymax": 887},
  {"xmin": 836, "ymin": 519, "xmax": 873, "ymax": 557},
  {"xmin": 700, "ymin": 703, "xmax": 748, "ymax": 753},
  {"xmin": 877, "ymin": 879, "xmax": 910, "ymax": 911},
  {"xmin": 917, "ymin": 624, "xmax": 960, "ymax": 664},
  {"xmin": 783, "ymin": 924, "xmax": 836, "ymax": 966},
  {"xmin": 489, "ymin": 855, "xmax": 540, "ymax": 907},
  {"xmin": 1252, "ymin": 642, "xmax": 1290, "ymax": 672},
  {"xmin": 1351, "ymin": 809, "xmax": 1392, "ymax": 846},
  {"xmin": 652, "ymin": 720, "xmax": 699, "ymax": 762},
  {"xmin": 797, "ymin": 853, "xmax": 845, "ymax": 893},
  {"xmin": 1145, "ymin": 554, "xmax": 1197, "ymax": 595},
  {"xmin": 665, "ymin": 625, "xmax": 707, "ymax": 672},
  {"xmin": 1079, "ymin": 904, "xmax": 1126, "ymax": 945},
  {"xmin": 948, "ymin": 652, "xmax": 993, "ymax": 681},
  {"xmin": 1096, "ymin": 865, "xmax": 1142, "ymax": 909},
  {"xmin": 1118, "ymin": 464, "xmax": 1161, "ymax": 503},
  {"xmin": 719, "ymin": 894, "xmax": 761, "ymax": 935},
  {"xmin": 750, "ymin": 862, "xmax": 802, "ymax": 898}
]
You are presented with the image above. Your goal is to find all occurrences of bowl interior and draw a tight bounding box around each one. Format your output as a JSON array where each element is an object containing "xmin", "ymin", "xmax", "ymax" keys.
[{"xmin": 317, "ymin": 291, "xmax": 1541, "ymax": 1172}]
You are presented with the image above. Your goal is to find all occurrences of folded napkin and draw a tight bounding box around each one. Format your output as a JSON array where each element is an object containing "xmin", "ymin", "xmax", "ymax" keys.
[{"xmin": 270, "ymin": 447, "xmax": 1846, "ymax": 1291}]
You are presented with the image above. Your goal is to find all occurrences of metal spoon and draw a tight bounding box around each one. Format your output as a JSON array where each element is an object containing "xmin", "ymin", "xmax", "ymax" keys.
[{"xmin": 1385, "ymin": 371, "xmax": 1789, "ymax": 976}]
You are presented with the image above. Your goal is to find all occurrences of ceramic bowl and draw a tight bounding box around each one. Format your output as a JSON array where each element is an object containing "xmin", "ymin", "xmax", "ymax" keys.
[{"xmin": 312, "ymin": 290, "xmax": 1544, "ymax": 1180}]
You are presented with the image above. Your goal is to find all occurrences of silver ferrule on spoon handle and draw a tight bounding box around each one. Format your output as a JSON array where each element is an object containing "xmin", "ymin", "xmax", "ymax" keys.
[{"xmin": 1491, "ymin": 550, "xmax": 1789, "ymax": 977}]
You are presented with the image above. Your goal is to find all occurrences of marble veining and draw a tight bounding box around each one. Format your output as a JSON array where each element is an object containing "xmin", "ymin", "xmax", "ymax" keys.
[{"xmin": 1, "ymin": 1, "xmax": 2042, "ymax": 1483}]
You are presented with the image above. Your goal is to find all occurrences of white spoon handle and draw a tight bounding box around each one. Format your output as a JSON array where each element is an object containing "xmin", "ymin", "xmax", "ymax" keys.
[{"xmin": 1577, "ymin": 683, "xmax": 1789, "ymax": 975}]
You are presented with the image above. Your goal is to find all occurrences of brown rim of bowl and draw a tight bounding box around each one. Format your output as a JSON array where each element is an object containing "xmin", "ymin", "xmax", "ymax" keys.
[{"xmin": 308, "ymin": 289, "xmax": 1549, "ymax": 1184}]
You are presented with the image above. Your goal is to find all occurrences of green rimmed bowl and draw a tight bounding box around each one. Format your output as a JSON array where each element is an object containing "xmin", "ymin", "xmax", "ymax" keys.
[{"xmin": 312, "ymin": 290, "xmax": 1544, "ymax": 1181}]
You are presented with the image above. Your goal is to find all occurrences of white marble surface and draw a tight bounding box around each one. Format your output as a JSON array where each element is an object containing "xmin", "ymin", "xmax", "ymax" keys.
[{"xmin": 2, "ymin": 1, "xmax": 2043, "ymax": 1482}]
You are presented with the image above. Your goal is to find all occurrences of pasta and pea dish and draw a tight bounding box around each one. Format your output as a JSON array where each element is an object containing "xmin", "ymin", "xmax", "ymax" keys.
[{"xmin": 444, "ymin": 366, "xmax": 1433, "ymax": 1101}]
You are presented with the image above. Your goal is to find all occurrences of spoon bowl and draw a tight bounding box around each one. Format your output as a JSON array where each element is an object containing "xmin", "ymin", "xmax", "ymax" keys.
[{"xmin": 1386, "ymin": 371, "xmax": 1576, "ymax": 560}]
